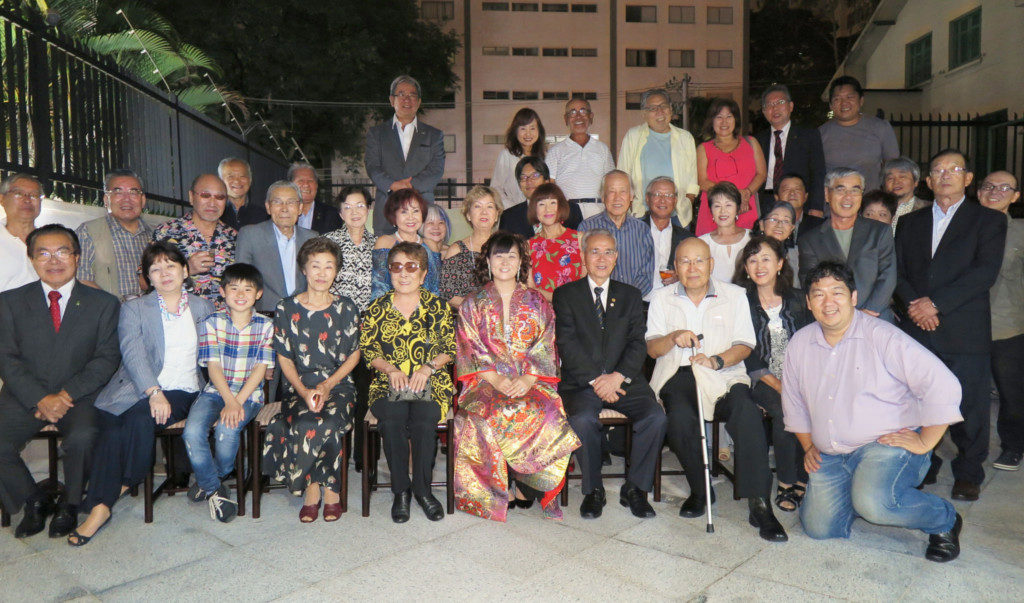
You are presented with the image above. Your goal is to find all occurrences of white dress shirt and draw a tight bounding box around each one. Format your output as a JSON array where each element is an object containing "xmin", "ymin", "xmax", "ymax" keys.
[
  {"xmin": 587, "ymin": 276, "xmax": 609, "ymax": 309},
  {"xmin": 547, "ymin": 135, "xmax": 616, "ymax": 199},
  {"xmin": 646, "ymin": 220, "xmax": 675, "ymax": 302},
  {"xmin": 41, "ymin": 279, "xmax": 76, "ymax": 319},
  {"xmin": 931, "ymin": 196, "xmax": 965, "ymax": 256},
  {"xmin": 765, "ymin": 121, "xmax": 791, "ymax": 190},
  {"xmin": 0, "ymin": 221, "xmax": 36, "ymax": 292},
  {"xmin": 273, "ymin": 224, "xmax": 298, "ymax": 295},
  {"xmin": 157, "ymin": 304, "xmax": 201, "ymax": 392},
  {"xmin": 392, "ymin": 115, "xmax": 418, "ymax": 160}
]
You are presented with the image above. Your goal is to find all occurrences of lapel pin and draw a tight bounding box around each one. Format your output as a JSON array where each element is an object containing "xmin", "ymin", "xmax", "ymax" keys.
[{"xmin": 609, "ymin": 298, "xmax": 616, "ymax": 308}]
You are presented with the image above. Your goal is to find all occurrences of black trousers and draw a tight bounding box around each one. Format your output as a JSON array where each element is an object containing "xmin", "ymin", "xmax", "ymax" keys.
[
  {"xmin": 659, "ymin": 367, "xmax": 772, "ymax": 499},
  {"xmin": 0, "ymin": 397, "xmax": 97, "ymax": 513},
  {"xmin": 84, "ymin": 391, "xmax": 196, "ymax": 512},
  {"xmin": 372, "ymin": 399, "xmax": 441, "ymax": 496},
  {"xmin": 749, "ymin": 381, "xmax": 808, "ymax": 486},
  {"xmin": 562, "ymin": 385, "xmax": 667, "ymax": 494},
  {"xmin": 351, "ymin": 362, "xmax": 372, "ymax": 465},
  {"xmin": 936, "ymin": 351, "xmax": 991, "ymax": 484},
  {"xmin": 993, "ymin": 335, "xmax": 1024, "ymax": 455}
]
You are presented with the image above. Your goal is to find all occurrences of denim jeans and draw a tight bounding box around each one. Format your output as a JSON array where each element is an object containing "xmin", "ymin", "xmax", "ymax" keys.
[
  {"xmin": 800, "ymin": 442, "xmax": 956, "ymax": 538},
  {"xmin": 182, "ymin": 392, "xmax": 259, "ymax": 494}
]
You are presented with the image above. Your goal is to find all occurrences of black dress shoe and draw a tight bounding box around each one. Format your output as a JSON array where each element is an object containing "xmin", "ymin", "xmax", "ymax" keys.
[
  {"xmin": 601, "ymin": 451, "xmax": 612, "ymax": 466},
  {"xmin": 619, "ymin": 483, "xmax": 656, "ymax": 518},
  {"xmin": 748, "ymin": 497, "xmax": 788, "ymax": 542},
  {"xmin": 414, "ymin": 492, "xmax": 445, "ymax": 521},
  {"xmin": 391, "ymin": 489, "xmax": 411, "ymax": 524},
  {"xmin": 579, "ymin": 486, "xmax": 606, "ymax": 519},
  {"xmin": 950, "ymin": 480, "xmax": 980, "ymax": 501},
  {"xmin": 679, "ymin": 488, "xmax": 715, "ymax": 518},
  {"xmin": 917, "ymin": 455, "xmax": 943, "ymax": 488},
  {"xmin": 925, "ymin": 513, "xmax": 962, "ymax": 562},
  {"xmin": 14, "ymin": 496, "xmax": 52, "ymax": 538},
  {"xmin": 49, "ymin": 504, "xmax": 78, "ymax": 538}
]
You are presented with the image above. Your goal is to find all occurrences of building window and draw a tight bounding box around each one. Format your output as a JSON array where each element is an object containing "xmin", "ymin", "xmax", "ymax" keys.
[
  {"xmin": 949, "ymin": 7, "xmax": 981, "ymax": 69},
  {"xmin": 668, "ymin": 5, "xmax": 695, "ymax": 23},
  {"xmin": 482, "ymin": 2, "xmax": 509, "ymax": 10},
  {"xmin": 512, "ymin": 2, "xmax": 539, "ymax": 11},
  {"xmin": 443, "ymin": 134, "xmax": 456, "ymax": 154},
  {"xmin": 542, "ymin": 3, "xmax": 569, "ymax": 11},
  {"xmin": 571, "ymin": 47, "xmax": 598, "ymax": 57},
  {"xmin": 482, "ymin": 90, "xmax": 510, "ymax": 99},
  {"xmin": 482, "ymin": 46, "xmax": 510, "ymax": 56},
  {"xmin": 512, "ymin": 91, "xmax": 540, "ymax": 100},
  {"xmin": 543, "ymin": 91, "xmax": 570, "ymax": 100},
  {"xmin": 571, "ymin": 3, "xmax": 597, "ymax": 13},
  {"xmin": 707, "ymin": 49, "xmax": 733, "ymax": 68},
  {"xmin": 483, "ymin": 135, "xmax": 505, "ymax": 145},
  {"xmin": 436, "ymin": 91, "xmax": 456, "ymax": 109},
  {"xmin": 669, "ymin": 49, "xmax": 695, "ymax": 68},
  {"xmin": 905, "ymin": 33, "xmax": 932, "ymax": 87},
  {"xmin": 512, "ymin": 47, "xmax": 539, "ymax": 56},
  {"xmin": 572, "ymin": 91, "xmax": 598, "ymax": 100},
  {"xmin": 625, "ymin": 92, "xmax": 643, "ymax": 110},
  {"xmin": 626, "ymin": 49, "xmax": 657, "ymax": 67},
  {"xmin": 625, "ymin": 5, "xmax": 657, "ymax": 22},
  {"xmin": 421, "ymin": 1, "xmax": 454, "ymax": 20},
  {"xmin": 543, "ymin": 47, "xmax": 569, "ymax": 57},
  {"xmin": 707, "ymin": 6, "xmax": 733, "ymax": 24}
]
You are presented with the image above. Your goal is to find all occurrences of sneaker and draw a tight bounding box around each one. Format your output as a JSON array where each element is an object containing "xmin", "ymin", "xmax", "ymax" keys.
[
  {"xmin": 993, "ymin": 450, "xmax": 1023, "ymax": 471},
  {"xmin": 187, "ymin": 482, "xmax": 207, "ymax": 503},
  {"xmin": 207, "ymin": 486, "xmax": 237, "ymax": 523}
]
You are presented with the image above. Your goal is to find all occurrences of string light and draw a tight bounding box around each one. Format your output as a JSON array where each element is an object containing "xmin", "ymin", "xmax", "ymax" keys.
[{"xmin": 114, "ymin": 9, "xmax": 170, "ymax": 92}]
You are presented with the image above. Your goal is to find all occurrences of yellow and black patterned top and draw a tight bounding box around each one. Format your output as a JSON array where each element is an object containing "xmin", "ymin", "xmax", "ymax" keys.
[{"xmin": 360, "ymin": 288, "xmax": 456, "ymax": 416}]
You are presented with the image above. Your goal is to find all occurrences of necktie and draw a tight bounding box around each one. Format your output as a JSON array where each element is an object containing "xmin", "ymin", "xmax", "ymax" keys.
[
  {"xmin": 48, "ymin": 290, "xmax": 62, "ymax": 333},
  {"xmin": 593, "ymin": 286, "xmax": 605, "ymax": 327},
  {"xmin": 772, "ymin": 129, "xmax": 784, "ymax": 189}
]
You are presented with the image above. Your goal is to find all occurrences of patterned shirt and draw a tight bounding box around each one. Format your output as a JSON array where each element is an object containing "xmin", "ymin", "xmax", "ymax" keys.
[
  {"xmin": 324, "ymin": 226, "xmax": 376, "ymax": 312},
  {"xmin": 152, "ymin": 212, "xmax": 237, "ymax": 307},
  {"xmin": 198, "ymin": 310, "xmax": 275, "ymax": 404},
  {"xmin": 578, "ymin": 212, "xmax": 655, "ymax": 295},
  {"xmin": 76, "ymin": 215, "xmax": 154, "ymax": 299}
]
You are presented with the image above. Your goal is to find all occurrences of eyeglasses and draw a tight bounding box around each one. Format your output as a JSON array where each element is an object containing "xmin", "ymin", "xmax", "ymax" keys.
[
  {"xmin": 193, "ymin": 191, "xmax": 227, "ymax": 201},
  {"xmin": 388, "ymin": 261, "xmax": 421, "ymax": 274},
  {"xmin": 676, "ymin": 257, "xmax": 709, "ymax": 267},
  {"xmin": 35, "ymin": 248, "xmax": 75, "ymax": 261},
  {"xmin": 763, "ymin": 98, "xmax": 789, "ymax": 109},
  {"xmin": 269, "ymin": 199, "xmax": 300, "ymax": 207},
  {"xmin": 6, "ymin": 189, "xmax": 41, "ymax": 203},
  {"xmin": 519, "ymin": 172, "xmax": 543, "ymax": 183},
  {"xmin": 565, "ymin": 109, "xmax": 591, "ymax": 117},
  {"xmin": 649, "ymin": 192, "xmax": 677, "ymax": 200},
  {"xmin": 830, "ymin": 185, "xmax": 864, "ymax": 196},
  {"xmin": 644, "ymin": 104, "xmax": 671, "ymax": 113},
  {"xmin": 929, "ymin": 166, "xmax": 968, "ymax": 177},
  {"xmin": 342, "ymin": 203, "xmax": 368, "ymax": 211},
  {"xmin": 764, "ymin": 216, "xmax": 793, "ymax": 227},
  {"xmin": 392, "ymin": 92, "xmax": 420, "ymax": 101},
  {"xmin": 586, "ymin": 249, "xmax": 617, "ymax": 257},
  {"xmin": 106, "ymin": 188, "xmax": 144, "ymax": 199},
  {"xmin": 978, "ymin": 183, "xmax": 1019, "ymax": 193}
]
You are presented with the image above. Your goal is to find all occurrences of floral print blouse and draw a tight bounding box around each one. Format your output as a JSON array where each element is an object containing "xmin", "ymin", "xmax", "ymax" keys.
[
  {"xmin": 324, "ymin": 226, "xmax": 376, "ymax": 313},
  {"xmin": 528, "ymin": 228, "xmax": 584, "ymax": 293}
]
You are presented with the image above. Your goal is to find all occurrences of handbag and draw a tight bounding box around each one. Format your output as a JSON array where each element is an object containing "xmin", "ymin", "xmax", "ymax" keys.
[{"xmin": 385, "ymin": 374, "xmax": 433, "ymax": 402}]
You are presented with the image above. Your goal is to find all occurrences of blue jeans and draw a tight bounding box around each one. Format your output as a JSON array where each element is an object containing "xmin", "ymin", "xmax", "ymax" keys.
[
  {"xmin": 182, "ymin": 392, "xmax": 259, "ymax": 493},
  {"xmin": 800, "ymin": 442, "xmax": 956, "ymax": 538}
]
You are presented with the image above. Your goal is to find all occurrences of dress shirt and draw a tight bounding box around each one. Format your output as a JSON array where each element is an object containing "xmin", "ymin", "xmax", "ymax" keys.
[
  {"xmin": 587, "ymin": 276, "xmax": 609, "ymax": 309},
  {"xmin": 578, "ymin": 212, "xmax": 655, "ymax": 295},
  {"xmin": 76, "ymin": 214, "xmax": 154, "ymax": 298},
  {"xmin": 392, "ymin": 115, "xmax": 418, "ymax": 160},
  {"xmin": 765, "ymin": 121, "xmax": 791, "ymax": 190},
  {"xmin": 931, "ymin": 196, "xmax": 965, "ymax": 256},
  {"xmin": 664, "ymin": 281, "xmax": 717, "ymax": 366},
  {"xmin": 41, "ymin": 279, "xmax": 76, "ymax": 319},
  {"xmin": 297, "ymin": 206, "xmax": 314, "ymax": 231},
  {"xmin": 781, "ymin": 311, "xmax": 963, "ymax": 455},
  {"xmin": 646, "ymin": 219, "xmax": 674, "ymax": 301},
  {"xmin": 272, "ymin": 224, "xmax": 298, "ymax": 295},
  {"xmin": 0, "ymin": 221, "xmax": 36, "ymax": 292},
  {"xmin": 547, "ymin": 135, "xmax": 615, "ymax": 200},
  {"xmin": 157, "ymin": 304, "xmax": 201, "ymax": 392}
]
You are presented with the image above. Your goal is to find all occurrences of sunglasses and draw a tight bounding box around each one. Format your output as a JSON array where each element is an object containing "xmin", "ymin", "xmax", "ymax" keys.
[
  {"xmin": 193, "ymin": 191, "xmax": 227, "ymax": 201},
  {"xmin": 388, "ymin": 261, "xmax": 421, "ymax": 274}
]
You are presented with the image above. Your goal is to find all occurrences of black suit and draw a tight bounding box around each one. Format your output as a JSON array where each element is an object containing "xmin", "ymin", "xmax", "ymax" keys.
[
  {"xmin": 303, "ymin": 200, "xmax": 343, "ymax": 235},
  {"xmin": 553, "ymin": 278, "xmax": 666, "ymax": 494},
  {"xmin": 640, "ymin": 213, "xmax": 694, "ymax": 268},
  {"xmin": 221, "ymin": 200, "xmax": 269, "ymax": 231},
  {"xmin": 498, "ymin": 202, "xmax": 583, "ymax": 241},
  {"xmin": 757, "ymin": 123, "xmax": 827, "ymax": 215},
  {"xmin": 0, "ymin": 281, "xmax": 120, "ymax": 513},
  {"xmin": 895, "ymin": 200, "xmax": 1007, "ymax": 484}
]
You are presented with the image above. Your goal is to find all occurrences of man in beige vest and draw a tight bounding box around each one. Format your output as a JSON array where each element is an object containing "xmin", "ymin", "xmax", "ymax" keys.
[{"xmin": 76, "ymin": 169, "xmax": 154, "ymax": 300}]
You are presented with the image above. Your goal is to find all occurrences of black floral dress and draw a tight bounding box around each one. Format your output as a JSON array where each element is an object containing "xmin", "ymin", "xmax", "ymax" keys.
[
  {"xmin": 439, "ymin": 240, "xmax": 481, "ymax": 301},
  {"xmin": 262, "ymin": 296, "xmax": 360, "ymax": 494}
]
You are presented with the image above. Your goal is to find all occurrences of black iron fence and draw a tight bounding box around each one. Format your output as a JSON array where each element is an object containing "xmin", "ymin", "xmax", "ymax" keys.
[
  {"xmin": 1, "ymin": 7, "xmax": 286, "ymax": 216},
  {"xmin": 887, "ymin": 110, "xmax": 1022, "ymax": 179},
  {"xmin": 330, "ymin": 178, "xmax": 484, "ymax": 210}
]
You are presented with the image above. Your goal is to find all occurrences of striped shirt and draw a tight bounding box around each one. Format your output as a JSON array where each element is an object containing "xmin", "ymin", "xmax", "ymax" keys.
[
  {"xmin": 578, "ymin": 212, "xmax": 655, "ymax": 295},
  {"xmin": 546, "ymin": 136, "xmax": 615, "ymax": 200},
  {"xmin": 198, "ymin": 310, "xmax": 275, "ymax": 404},
  {"xmin": 76, "ymin": 215, "xmax": 154, "ymax": 299}
]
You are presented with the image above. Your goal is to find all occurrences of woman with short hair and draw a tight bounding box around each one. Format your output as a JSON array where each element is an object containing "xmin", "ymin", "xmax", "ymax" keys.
[
  {"xmin": 371, "ymin": 189, "xmax": 442, "ymax": 299},
  {"xmin": 526, "ymin": 182, "xmax": 585, "ymax": 301},
  {"xmin": 440, "ymin": 185, "xmax": 503, "ymax": 307}
]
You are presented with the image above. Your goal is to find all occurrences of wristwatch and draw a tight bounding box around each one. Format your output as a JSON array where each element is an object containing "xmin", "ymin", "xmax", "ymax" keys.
[
  {"xmin": 622, "ymin": 375, "xmax": 632, "ymax": 385},
  {"xmin": 425, "ymin": 360, "xmax": 438, "ymax": 373},
  {"xmin": 149, "ymin": 387, "xmax": 163, "ymax": 397},
  {"xmin": 712, "ymin": 355, "xmax": 725, "ymax": 370}
]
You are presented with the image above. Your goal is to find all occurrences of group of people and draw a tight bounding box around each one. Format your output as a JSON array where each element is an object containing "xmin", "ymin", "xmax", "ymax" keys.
[{"xmin": 0, "ymin": 74, "xmax": 1021, "ymax": 567}]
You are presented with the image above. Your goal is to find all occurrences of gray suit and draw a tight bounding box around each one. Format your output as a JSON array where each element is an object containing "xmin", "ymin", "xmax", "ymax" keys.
[
  {"xmin": 235, "ymin": 221, "xmax": 316, "ymax": 313},
  {"xmin": 364, "ymin": 119, "xmax": 446, "ymax": 234},
  {"xmin": 798, "ymin": 216, "xmax": 897, "ymax": 319},
  {"xmin": 95, "ymin": 292, "xmax": 215, "ymax": 416}
]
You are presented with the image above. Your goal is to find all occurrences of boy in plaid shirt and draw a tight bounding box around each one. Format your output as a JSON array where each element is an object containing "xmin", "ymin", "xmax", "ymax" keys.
[{"xmin": 183, "ymin": 263, "xmax": 274, "ymax": 522}]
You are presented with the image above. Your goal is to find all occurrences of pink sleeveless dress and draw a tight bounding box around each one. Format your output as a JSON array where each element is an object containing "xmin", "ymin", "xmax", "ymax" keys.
[{"xmin": 695, "ymin": 137, "xmax": 760, "ymax": 236}]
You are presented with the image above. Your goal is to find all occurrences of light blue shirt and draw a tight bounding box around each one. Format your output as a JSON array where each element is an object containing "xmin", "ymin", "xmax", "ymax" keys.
[
  {"xmin": 930, "ymin": 196, "xmax": 965, "ymax": 256},
  {"xmin": 273, "ymin": 224, "xmax": 298, "ymax": 295},
  {"xmin": 297, "ymin": 205, "xmax": 314, "ymax": 231},
  {"xmin": 640, "ymin": 129, "xmax": 674, "ymax": 195}
]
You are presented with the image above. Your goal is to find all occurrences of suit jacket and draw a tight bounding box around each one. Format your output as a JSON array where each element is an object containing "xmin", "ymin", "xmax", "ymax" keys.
[
  {"xmin": 94, "ymin": 292, "xmax": 215, "ymax": 416},
  {"xmin": 552, "ymin": 278, "xmax": 652, "ymax": 395},
  {"xmin": 798, "ymin": 216, "xmax": 897, "ymax": 317},
  {"xmin": 757, "ymin": 123, "xmax": 827, "ymax": 213},
  {"xmin": 236, "ymin": 221, "xmax": 317, "ymax": 312},
  {"xmin": 0, "ymin": 281, "xmax": 120, "ymax": 413},
  {"xmin": 894, "ymin": 201, "xmax": 1007, "ymax": 354},
  {"xmin": 498, "ymin": 201, "xmax": 583, "ymax": 240},
  {"xmin": 365, "ymin": 119, "xmax": 446, "ymax": 234},
  {"xmin": 304, "ymin": 201, "xmax": 343, "ymax": 235},
  {"xmin": 221, "ymin": 200, "xmax": 269, "ymax": 231},
  {"xmin": 640, "ymin": 213, "xmax": 694, "ymax": 267},
  {"xmin": 796, "ymin": 213, "xmax": 825, "ymax": 241}
]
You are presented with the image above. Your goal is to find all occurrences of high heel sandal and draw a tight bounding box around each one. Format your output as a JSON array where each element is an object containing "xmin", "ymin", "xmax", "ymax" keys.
[{"xmin": 67, "ymin": 516, "xmax": 111, "ymax": 547}]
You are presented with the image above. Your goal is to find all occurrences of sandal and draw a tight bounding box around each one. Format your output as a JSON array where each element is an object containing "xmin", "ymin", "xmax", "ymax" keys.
[
  {"xmin": 299, "ymin": 500, "xmax": 320, "ymax": 523},
  {"xmin": 323, "ymin": 503, "xmax": 342, "ymax": 522},
  {"xmin": 774, "ymin": 484, "xmax": 806, "ymax": 512},
  {"xmin": 67, "ymin": 516, "xmax": 110, "ymax": 547}
]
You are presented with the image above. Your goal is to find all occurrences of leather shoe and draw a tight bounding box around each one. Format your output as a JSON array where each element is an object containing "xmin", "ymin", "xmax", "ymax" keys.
[
  {"xmin": 414, "ymin": 492, "xmax": 445, "ymax": 521},
  {"xmin": 748, "ymin": 497, "xmax": 788, "ymax": 542},
  {"xmin": 14, "ymin": 495, "xmax": 52, "ymax": 539},
  {"xmin": 619, "ymin": 483, "xmax": 655, "ymax": 518},
  {"xmin": 950, "ymin": 480, "xmax": 980, "ymax": 501},
  {"xmin": 917, "ymin": 455, "xmax": 943, "ymax": 488},
  {"xmin": 925, "ymin": 513, "xmax": 962, "ymax": 562},
  {"xmin": 391, "ymin": 489, "xmax": 411, "ymax": 523},
  {"xmin": 679, "ymin": 488, "xmax": 715, "ymax": 518},
  {"xmin": 49, "ymin": 504, "xmax": 78, "ymax": 538},
  {"xmin": 579, "ymin": 486, "xmax": 606, "ymax": 519}
]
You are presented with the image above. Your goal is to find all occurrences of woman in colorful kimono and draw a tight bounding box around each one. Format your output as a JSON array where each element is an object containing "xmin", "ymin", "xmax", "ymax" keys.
[{"xmin": 453, "ymin": 231, "xmax": 581, "ymax": 522}]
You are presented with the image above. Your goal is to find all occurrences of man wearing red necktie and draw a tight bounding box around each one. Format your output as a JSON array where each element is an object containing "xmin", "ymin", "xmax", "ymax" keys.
[{"xmin": 756, "ymin": 84, "xmax": 827, "ymax": 220}]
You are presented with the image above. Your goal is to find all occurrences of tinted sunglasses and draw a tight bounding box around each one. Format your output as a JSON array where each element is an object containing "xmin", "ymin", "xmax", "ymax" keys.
[{"xmin": 388, "ymin": 261, "xmax": 421, "ymax": 274}]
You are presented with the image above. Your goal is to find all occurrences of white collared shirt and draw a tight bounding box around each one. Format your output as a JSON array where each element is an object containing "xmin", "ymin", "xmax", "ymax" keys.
[
  {"xmin": 0, "ymin": 221, "xmax": 36, "ymax": 292},
  {"xmin": 273, "ymin": 224, "xmax": 298, "ymax": 294},
  {"xmin": 587, "ymin": 276, "xmax": 609, "ymax": 309},
  {"xmin": 41, "ymin": 279, "xmax": 76, "ymax": 319},
  {"xmin": 547, "ymin": 135, "xmax": 615, "ymax": 199},
  {"xmin": 392, "ymin": 115, "xmax": 419, "ymax": 160},
  {"xmin": 931, "ymin": 196, "xmax": 965, "ymax": 256},
  {"xmin": 157, "ymin": 303, "xmax": 201, "ymax": 392},
  {"xmin": 765, "ymin": 121, "xmax": 792, "ymax": 189},
  {"xmin": 646, "ymin": 219, "xmax": 675, "ymax": 302},
  {"xmin": 297, "ymin": 205, "xmax": 314, "ymax": 231}
]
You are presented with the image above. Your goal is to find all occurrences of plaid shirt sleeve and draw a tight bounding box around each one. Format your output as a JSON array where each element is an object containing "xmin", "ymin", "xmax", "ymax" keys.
[
  {"xmin": 255, "ymin": 318, "xmax": 275, "ymax": 369},
  {"xmin": 197, "ymin": 315, "xmax": 220, "ymax": 368},
  {"xmin": 75, "ymin": 224, "xmax": 96, "ymax": 282}
]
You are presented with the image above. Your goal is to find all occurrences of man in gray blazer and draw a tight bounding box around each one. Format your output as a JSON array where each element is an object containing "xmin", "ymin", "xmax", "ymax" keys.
[
  {"xmin": 0, "ymin": 225, "xmax": 120, "ymax": 538},
  {"xmin": 235, "ymin": 181, "xmax": 317, "ymax": 313},
  {"xmin": 799, "ymin": 167, "xmax": 897, "ymax": 321},
  {"xmin": 365, "ymin": 75, "xmax": 446, "ymax": 234}
]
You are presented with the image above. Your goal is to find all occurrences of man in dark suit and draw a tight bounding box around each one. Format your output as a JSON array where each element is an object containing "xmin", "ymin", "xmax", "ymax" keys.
[
  {"xmin": 774, "ymin": 174, "xmax": 825, "ymax": 241},
  {"xmin": 498, "ymin": 156, "xmax": 583, "ymax": 239},
  {"xmin": 288, "ymin": 162, "xmax": 343, "ymax": 235},
  {"xmin": 553, "ymin": 229, "xmax": 666, "ymax": 519},
  {"xmin": 757, "ymin": 84, "xmax": 826, "ymax": 218},
  {"xmin": 799, "ymin": 168, "xmax": 896, "ymax": 320},
  {"xmin": 0, "ymin": 225, "xmax": 120, "ymax": 538},
  {"xmin": 895, "ymin": 149, "xmax": 1007, "ymax": 501},
  {"xmin": 365, "ymin": 75, "xmax": 446, "ymax": 235},
  {"xmin": 640, "ymin": 177, "xmax": 693, "ymax": 302}
]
